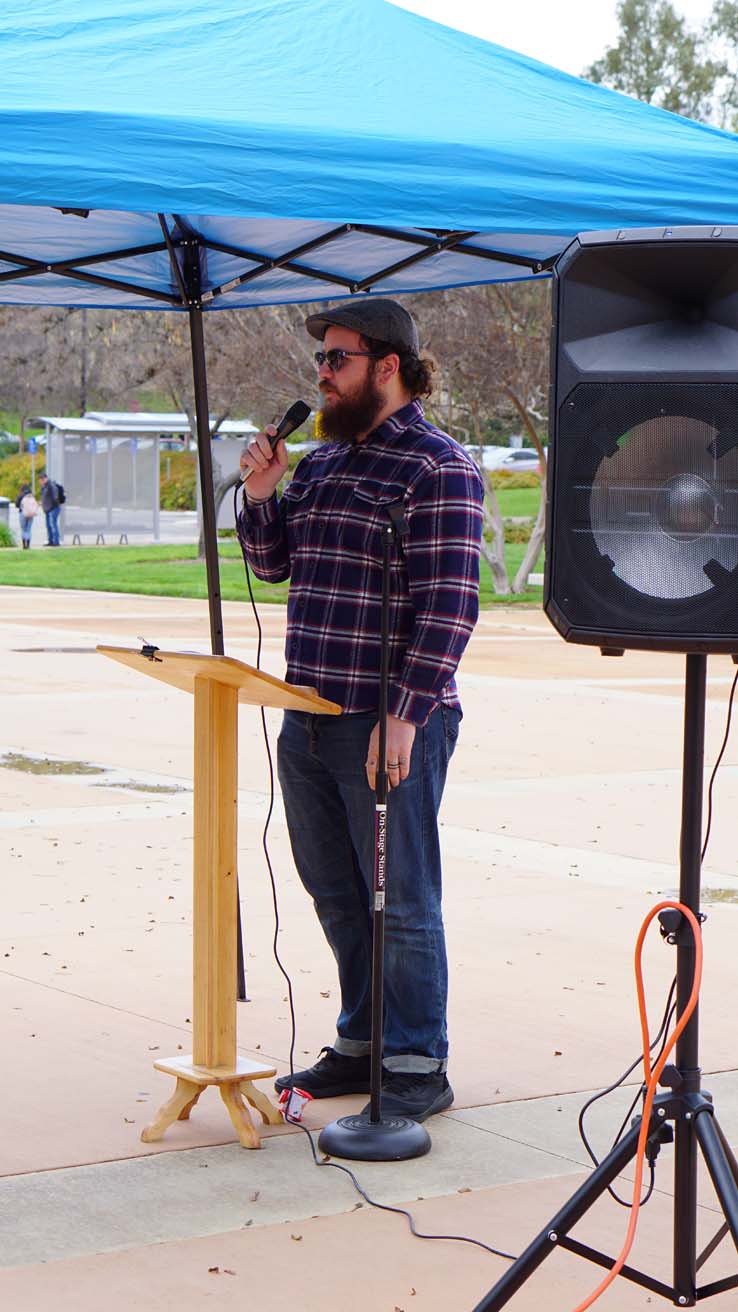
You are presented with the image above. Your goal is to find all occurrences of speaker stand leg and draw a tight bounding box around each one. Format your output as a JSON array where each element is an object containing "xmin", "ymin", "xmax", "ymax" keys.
[
  {"xmin": 695, "ymin": 1110, "xmax": 738, "ymax": 1247},
  {"xmin": 471, "ymin": 1118, "xmax": 654, "ymax": 1311}
]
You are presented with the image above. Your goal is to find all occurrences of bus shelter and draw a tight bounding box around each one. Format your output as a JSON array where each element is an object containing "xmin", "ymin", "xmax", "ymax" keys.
[{"xmin": 34, "ymin": 412, "xmax": 257, "ymax": 542}]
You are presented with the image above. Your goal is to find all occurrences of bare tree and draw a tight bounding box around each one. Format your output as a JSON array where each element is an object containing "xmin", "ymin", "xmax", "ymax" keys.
[
  {"xmin": 0, "ymin": 291, "xmax": 550, "ymax": 585},
  {"xmin": 0, "ymin": 307, "xmax": 84, "ymax": 447},
  {"xmin": 412, "ymin": 282, "xmax": 549, "ymax": 594}
]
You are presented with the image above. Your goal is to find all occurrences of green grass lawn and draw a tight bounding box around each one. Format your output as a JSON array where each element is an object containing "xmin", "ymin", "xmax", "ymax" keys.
[
  {"xmin": 495, "ymin": 486, "xmax": 541, "ymax": 519},
  {"xmin": 0, "ymin": 541, "xmax": 542, "ymax": 606}
]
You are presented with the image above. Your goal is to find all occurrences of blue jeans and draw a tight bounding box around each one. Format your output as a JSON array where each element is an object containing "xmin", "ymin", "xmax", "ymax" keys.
[
  {"xmin": 45, "ymin": 505, "xmax": 60, "ymax": 545},
  {"xmin": 277, "ymin": 704, "xmax": 460, "ymax": 1073},
  {"xmin": 19, "ymin": 514, "xmax": 33, "ymax": 545}
]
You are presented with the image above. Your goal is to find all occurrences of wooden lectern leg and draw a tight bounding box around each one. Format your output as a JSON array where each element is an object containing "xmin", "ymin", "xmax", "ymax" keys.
[
  {"xmin": 220, "ymin": 1082, "xmax": 261, "ymax": 1149},
  {"xmin": 143, "ymin": 1057, "xmax": 280, "ymax": 1147},
  {"xmin": 241, "ymin": 1079, "xmax": 283, "ymax": 1126},
  {"xmin": 141, "ymin": 1076, "xmax": 202, "ymax": 1143},
  {"xmin": 177, "ymin": 1087, "xmax": 204, "ymax": 1121}
]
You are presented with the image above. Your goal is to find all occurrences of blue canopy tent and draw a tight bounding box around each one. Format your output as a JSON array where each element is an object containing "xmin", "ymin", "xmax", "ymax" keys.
[
  {"xmin": 3, "ymin": 0, "xmax": 738, "ymax": 650},
  {"xmin": 4, "ymin": 0, "xmax": 738, "ymax": 1081}
]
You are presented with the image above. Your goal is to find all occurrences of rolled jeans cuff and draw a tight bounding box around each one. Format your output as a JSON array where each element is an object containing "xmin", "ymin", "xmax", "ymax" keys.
[
  {"xmin": 383, "ymin": 1054, "xmax": 448, "ymax": 1074},
  {"xmin": 334, "ymin": 1036, "xmax": 371, "ymax": 1057}
]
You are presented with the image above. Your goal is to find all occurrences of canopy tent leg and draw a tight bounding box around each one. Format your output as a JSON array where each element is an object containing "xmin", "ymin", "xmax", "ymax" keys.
[
  {"xmin": 188, "ymin": 305, "xmax": 224, "ymax": 654},
  {"xmin": 188, "ymin": 303, "xmax": 246, "ymax": 1003}
]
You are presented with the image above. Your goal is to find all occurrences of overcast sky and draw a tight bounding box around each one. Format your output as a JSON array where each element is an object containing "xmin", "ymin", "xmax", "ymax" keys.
[{"xmin": 391, "ymin": 1, "xmax": 715, "ymax": 77}]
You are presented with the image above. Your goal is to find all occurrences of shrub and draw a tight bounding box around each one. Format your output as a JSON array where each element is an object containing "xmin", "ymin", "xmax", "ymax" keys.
[
  {"xmin": 0, "ymin": 454, "xmax": 45, "ymax": 500},
  {"xmin": 489, "ymin": 469, "xmax": 541, "ymax": 490},
  {"xmin": 504, "ymin": 520, "xmax": 534, "ymax": 544},
  {"xmin": 0, "ymin": 521, "xmax": 16, "ymax": 548},
  {"xmin": 160, "ymin": 451, "xmax": 197, "ymax": 510},
  {"xmin": 286, "ymin": 446, "xmax": 311, "ymax": 474}
]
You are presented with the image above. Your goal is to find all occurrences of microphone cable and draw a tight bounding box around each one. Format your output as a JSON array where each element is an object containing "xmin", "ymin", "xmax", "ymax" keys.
[{"xmin": 234, "ymin": 480, "xmax": 517, "ymax": 1264}]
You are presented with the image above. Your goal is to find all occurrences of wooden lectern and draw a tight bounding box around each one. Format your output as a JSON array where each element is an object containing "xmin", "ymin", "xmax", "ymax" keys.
[{"xmin": 97, "ymin": 645, "xmax": 341, "ymax": 1148}]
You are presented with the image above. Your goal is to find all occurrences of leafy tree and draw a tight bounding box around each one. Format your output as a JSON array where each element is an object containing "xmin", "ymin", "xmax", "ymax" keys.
[
  {"xmin": 708, "ymin": 1, "xmax": 738, "ymax": 128},
  {"xmin": 586, "ymin": 0, "xmax": 722, "ymax": 122}
]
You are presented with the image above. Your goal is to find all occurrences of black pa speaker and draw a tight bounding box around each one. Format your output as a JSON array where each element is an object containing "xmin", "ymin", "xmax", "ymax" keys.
[{"xmin": 545, "ymin": 226, "xmax": 738, "ymax": 654}]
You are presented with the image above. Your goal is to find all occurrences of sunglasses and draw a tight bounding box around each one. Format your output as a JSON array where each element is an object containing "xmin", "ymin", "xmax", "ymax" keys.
[{"xmin": 314, "ymin": 348, "xmax": 385, "ymax": 372}]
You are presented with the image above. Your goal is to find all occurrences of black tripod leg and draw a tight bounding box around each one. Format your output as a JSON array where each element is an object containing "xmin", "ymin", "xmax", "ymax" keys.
[
  {"xmin": 472, "ymin": 1119, "xmax": 644, "ymax": 1311},
  {"xmin": 714, "ymin": 1118, "xmax": 738, "ymax": 1186},
  {"xmin": 695, "ymin": 1112, "xmax": 738, "ymax": 1248},
  {"xmin": 673, "ymin": 1112, "xmax": 698, "ymax": 1300}
]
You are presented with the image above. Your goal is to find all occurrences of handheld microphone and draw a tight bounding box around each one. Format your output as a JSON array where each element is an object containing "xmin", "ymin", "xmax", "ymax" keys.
[{"xmin": 241, "ymin": 400, "xmax": 311, "ymax": 481}]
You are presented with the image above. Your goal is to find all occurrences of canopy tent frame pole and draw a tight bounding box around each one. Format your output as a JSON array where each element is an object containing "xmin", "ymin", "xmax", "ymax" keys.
[{"xmin": 0, "ymin": 220, "xmax": 554, "ymax": 308}]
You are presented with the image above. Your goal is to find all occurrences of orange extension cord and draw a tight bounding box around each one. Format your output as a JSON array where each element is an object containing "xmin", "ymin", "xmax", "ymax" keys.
[{"xmin": 572, "ymin": 900, "xmax": 704, "ymax": 1312}]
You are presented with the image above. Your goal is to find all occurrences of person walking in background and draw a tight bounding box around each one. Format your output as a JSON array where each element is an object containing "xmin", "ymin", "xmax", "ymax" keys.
[
  {"xmin": 39, "ymin": 473, "xmax": 62, "ymax": 546},
  {"xmin": 15, "ymin": 483, "xmax": 39, "ymax": 549}
]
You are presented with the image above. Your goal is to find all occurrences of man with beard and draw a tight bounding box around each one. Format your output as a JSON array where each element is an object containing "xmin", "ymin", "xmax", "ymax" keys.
[{"xmin": 238, "ymin": 299, "xmax": 484, "ymax": 1122}]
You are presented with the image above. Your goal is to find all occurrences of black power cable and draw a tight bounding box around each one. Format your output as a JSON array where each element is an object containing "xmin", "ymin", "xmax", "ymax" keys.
[
  {"xmin": 234, "ymin": 481, "xmax": 516, "ymax": 1263},
  {"xmin": 577, "ymin": 982, "xmax": 677, "ymax": 1208},
  {"xmin": 576, "ymin": 661, "xmax": 738, "ymax": 1209},
  {"xmin": 701, "ymin": 664, "xmax": 738, "ymax": 861}
]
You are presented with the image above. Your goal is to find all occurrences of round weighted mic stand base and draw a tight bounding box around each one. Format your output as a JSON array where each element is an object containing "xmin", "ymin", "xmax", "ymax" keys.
[{"xmin": 318, "ymin": 1112, "xmax": 431, "ymax": 1162}]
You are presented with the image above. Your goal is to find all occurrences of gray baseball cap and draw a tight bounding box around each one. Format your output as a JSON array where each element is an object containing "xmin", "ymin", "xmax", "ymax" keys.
[{"xmin": 305, "ymin": 298, "xmax": 420, "ymax": 353}]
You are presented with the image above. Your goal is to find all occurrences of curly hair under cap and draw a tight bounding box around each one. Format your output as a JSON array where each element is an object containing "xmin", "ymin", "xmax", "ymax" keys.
[{"xmin": 360, "ymin": 334, "xmax": 436, "ymax": 399}]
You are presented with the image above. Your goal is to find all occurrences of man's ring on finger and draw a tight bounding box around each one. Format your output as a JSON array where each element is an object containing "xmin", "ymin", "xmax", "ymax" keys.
[{"xmin": 387, "ymin": 760, "xmax": 399, "ymax": 768}]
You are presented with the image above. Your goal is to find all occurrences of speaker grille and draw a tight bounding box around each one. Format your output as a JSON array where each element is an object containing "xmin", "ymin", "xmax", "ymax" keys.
[{"xmin": 550, "ymin": 384, "xmax": 738, "ymax": 643}]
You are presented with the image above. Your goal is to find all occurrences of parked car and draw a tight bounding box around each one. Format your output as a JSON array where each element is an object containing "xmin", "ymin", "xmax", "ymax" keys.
[
  {"xmin": 495, "ymin": 448, "xmax": 544, "ymax": 474},
  {"xmin": 463, "ymin": 444, "xmax": 544, "ymax": 474}
]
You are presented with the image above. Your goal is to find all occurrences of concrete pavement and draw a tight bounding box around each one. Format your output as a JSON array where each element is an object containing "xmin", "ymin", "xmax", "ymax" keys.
[{"xmin": 2, "ymin": 586, "xmax": 738, "ymax": 1310}]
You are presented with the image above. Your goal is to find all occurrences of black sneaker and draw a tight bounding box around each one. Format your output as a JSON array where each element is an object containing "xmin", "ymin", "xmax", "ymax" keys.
[
  {"xmin": 364, "ymin": 1070, "xmax": 454, "ymax": 1122},
  {"xmin": 274, "ymin": 1046, "xmax": 371, "ymax": 1099}
]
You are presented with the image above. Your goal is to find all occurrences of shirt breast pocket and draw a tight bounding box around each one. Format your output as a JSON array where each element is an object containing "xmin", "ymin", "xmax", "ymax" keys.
[
  {"xmin": 345, "ymin": 482, "xmax": 408, "ymax": 559},
  {"xmin": 282, "ymin": 480, "xmax": 317, "ymax": 553}
]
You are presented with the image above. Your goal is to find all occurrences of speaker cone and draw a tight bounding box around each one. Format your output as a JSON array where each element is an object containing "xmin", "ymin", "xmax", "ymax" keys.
[{"xmin": 588, "ymin": 414, "xmax": 738, "ymax": 600}]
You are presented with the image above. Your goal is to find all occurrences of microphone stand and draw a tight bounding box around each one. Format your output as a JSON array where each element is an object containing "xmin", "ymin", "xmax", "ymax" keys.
[{"xmin": 318, "ymin": 509, "xmax": 431, "ymax": 1161}]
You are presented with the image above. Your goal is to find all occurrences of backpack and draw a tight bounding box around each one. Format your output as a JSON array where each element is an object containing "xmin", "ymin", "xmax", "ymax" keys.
[
  {"xmin": 56, "ymin": 483, "xmax": 66, "ymax": 505},
  {"xmin": 20, "ymin": 493, "xmax": 39, "ymax": 517}
]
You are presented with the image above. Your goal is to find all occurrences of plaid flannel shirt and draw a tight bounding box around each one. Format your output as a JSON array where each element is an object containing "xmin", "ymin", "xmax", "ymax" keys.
[{"xmin": 237, "ymin": 399, "xmax": 484, "ymax": 726}]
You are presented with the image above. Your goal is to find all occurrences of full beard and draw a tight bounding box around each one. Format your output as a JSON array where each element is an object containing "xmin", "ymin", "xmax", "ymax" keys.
[{"xmin": 319, "ymin": 369, "xmax": 384, "ymax": 444}]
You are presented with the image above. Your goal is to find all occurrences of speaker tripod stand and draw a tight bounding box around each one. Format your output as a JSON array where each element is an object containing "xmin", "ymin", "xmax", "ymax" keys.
[{"xmin": 474, "ymin": 653, "xmax": 738, "ymax": 1310}]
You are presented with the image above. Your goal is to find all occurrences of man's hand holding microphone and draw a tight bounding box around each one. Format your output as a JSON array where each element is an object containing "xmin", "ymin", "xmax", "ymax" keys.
[
  {"xmin": 240, "ymin": 425, "xmax": 289, "ymax": 502},
  {"xmin": 240, "ymin": 400, "xmax": 311, "ymax": 503}
]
